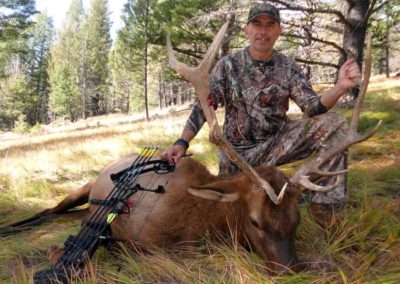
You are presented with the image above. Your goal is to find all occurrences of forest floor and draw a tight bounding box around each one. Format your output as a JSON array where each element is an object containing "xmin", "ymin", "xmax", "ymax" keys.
[{"xmin": 0, "ymin": 77, "xmax": 399, "ymax": 283}]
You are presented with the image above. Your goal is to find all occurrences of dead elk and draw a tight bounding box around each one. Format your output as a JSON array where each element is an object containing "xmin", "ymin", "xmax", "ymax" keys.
[
  {"xmin": 34, "ymin": 154, "xmax": 302, "ymax": 273},
  {"xmin": 94, "ymin": 155, "xmax": 302, "ymax": 272}
]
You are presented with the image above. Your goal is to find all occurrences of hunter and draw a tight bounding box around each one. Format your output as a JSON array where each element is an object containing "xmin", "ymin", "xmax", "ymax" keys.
[{"xmin": 161, "ymin": 1, "xmax": 361, "ymax": 228}]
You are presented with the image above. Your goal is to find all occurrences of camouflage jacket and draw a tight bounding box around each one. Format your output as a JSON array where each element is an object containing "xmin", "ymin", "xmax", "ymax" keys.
[{"xmin": 184, "ymin": 47, "xmax": 328, "ymax": 147}]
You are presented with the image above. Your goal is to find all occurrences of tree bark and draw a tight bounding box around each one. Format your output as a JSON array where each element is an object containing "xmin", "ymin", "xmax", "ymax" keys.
[
  {"xmin": 339, "ymin": 0, "xmax": 370, "ymax": 104},
  {"xmin": 384, "ymin": 28, "xmax": 390, "ymax": 78},
  {"xmin": 144, "ymin": 0, "xmax": 150, "ymax": 121},
  {"xmin": 158, "ymin": 72, "xmax": 163, "ymax": 109}
]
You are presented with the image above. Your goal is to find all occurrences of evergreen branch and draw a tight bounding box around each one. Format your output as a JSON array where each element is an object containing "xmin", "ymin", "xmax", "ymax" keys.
[
  {"xmin": 269, "ymin": 0, "xmax": 350, "ymax": 27},
  {"xmin": 371, "ymin": 0, "xmax": 392, "ymax": 14},
  {"xmin": 366, "ymin": 0, "xmax": 379, "ymax": 19},
  {"xmin": 283, "ymin": 32, "xmax": 346, "ymax": 58},
  {"xmin": 294, "ymin": 57, "xmax": 340, "ymax": 69},
  {"xmin": 170, "ymin": 46, "xmax": 204, "ymax": 60}
]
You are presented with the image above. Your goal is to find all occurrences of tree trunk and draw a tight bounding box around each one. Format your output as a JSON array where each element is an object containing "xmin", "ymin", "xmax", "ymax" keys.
[
  {"xmin": 127, "ymin": 87, "xmax": 131, "ymax": 114},
  {"xmin": 81, "ymin": 37, "xmax": 88, "ymax": 119},
  {"xmin": 384, "ymin": 28, "xmax": 390, "ymax": 78},
  {"xmin": 339, "ymin": 0, "xmax": 370, "ymax": 105},
  {"xmin": 163, "ymin": 80, "xmax": 167, "ymax": 108},
  {"xmin": 158, "ymin": 72, "xmax": 162, "ymax": 109},
  {"xmin": 144, "ymin": 46, "xmax": 149, "ymax": 120},
  {"xmin": 143, "ymin": 0, "xmax": 150, "ymax": 121}
]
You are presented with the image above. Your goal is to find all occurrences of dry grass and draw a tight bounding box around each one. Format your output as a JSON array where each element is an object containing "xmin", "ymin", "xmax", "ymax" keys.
[{"xmin": 0, "ymin": 80, "xmax": 399, "ymax": 283}]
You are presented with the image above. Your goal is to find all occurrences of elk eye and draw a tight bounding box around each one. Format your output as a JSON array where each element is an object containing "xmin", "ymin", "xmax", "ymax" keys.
[{"xmin": 250, "ymin": 218, "xmax": 260, "ymax": 229}]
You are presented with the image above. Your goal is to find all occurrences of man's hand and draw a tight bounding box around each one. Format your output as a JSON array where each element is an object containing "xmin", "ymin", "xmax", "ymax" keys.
[
  {"xmin": 321, "ymin": 58, "xmax": 362, "ymax": 109},
  {"xmin": 336, "ymin": 58, "xmax": 362, "ymax": 91},
  {"xmin": 161, "ymin": 144, "xmax": 186, "ymax": 165}
]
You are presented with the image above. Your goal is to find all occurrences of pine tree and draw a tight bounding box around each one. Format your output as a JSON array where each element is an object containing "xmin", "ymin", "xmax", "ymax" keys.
[
  {"xmin": 370, "ymin": 0, "xmax": 400, "ymax": 77},
  {"xmin": 49, "ymin": 67, "xmax": 81, "ymax": 120},
  {"xmin": 25, "ymin": 12, "xmax": 54, "ymax": 125},
  {"xmin": 110, "ymin": 36, "xmax": 135, "ymax": 113},
  {"xmin": 82, "ymin": 0, "xmax": 112, "ymax": 116},
  {"xmin": 0, "ymin": 55, "xmax": 30, "ymax": 129},
  {"xmin": 48, "ymin": 0, "xmax": 85, "ymax": 121},
  {"xmin": 0, "ymin": 0, "xmax": 37, "ymax": 78},
  {"xmin": 118, "ymin": 0, "xmax": 160, "ymax": 120}
]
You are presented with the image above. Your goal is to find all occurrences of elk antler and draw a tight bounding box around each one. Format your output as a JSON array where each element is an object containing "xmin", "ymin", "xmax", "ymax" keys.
[
  {"xmin": 167, "ymin": 23, "xmax": 286, "ymax": 205},
  {"xmin": 290, "ymin": 35, "xmax": 382, "ymax": 192}
]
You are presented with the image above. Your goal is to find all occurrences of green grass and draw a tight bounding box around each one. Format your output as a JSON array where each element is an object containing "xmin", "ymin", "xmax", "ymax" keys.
[{"xmin": 0, "ymin": 80, "xmax": 400, "ymax": 283}]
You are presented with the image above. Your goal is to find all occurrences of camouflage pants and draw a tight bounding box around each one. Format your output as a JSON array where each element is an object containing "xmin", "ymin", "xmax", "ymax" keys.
[{"xmin": 219, "ymin": 113, "xmax": 348, "ymax": 205}]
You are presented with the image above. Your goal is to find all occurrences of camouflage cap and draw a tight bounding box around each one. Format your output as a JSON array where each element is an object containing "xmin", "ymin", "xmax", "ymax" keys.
[{"xmin": 247, "ymin": 2, "xmax": 280, "ymax": 24}]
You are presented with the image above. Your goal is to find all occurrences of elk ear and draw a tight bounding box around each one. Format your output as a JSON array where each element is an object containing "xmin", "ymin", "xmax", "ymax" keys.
[{"xmin": 187, "ymin": 179, "xmax": 242, "ymax": 202}]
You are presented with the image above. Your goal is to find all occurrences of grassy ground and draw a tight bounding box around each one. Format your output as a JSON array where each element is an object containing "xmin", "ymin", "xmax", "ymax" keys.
[{"xmin": 0, "ymin": 78, "xmax": 399, "ymax": 283}]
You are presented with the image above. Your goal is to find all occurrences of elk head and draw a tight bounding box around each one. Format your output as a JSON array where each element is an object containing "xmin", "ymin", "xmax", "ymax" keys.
[{"xmin": 187, "ymin": 166, "xmax": 302, "ymax": 272}]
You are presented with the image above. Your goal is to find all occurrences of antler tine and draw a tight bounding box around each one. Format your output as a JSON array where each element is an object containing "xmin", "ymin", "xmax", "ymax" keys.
[
  {"xmin": 290, "ymin": 34, "xmax": 382, "ymax": 192},
  {"xmin": 167, "ymin": 23, "xmax": 285, "ymax": 205},
  {"xmin": 299, "ymin": 173, "xmax": 343, "ymax": 192},
  {"xmin": 167, "ymin": 22, "xmax": 229, "ymax": 89},
  {"xmin": 197, "ymin": 22, "xmax": 230, "ymax": 73},
  {"xmin": 166, "ymin": 34, "xmax": 195, "ymax": 82},
  {"xmin": 341, "ymin": 34, "xmax": 382, "ymax": 149}
]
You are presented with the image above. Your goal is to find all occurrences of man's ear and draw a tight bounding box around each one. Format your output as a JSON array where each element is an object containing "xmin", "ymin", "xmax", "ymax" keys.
[
  {"xmin": 278, "ymin": 24, "xmax": 282, "ymax": 35},
  {"xmin": 243, "ymin": 25, "xmax": 249, "ymax": 38},
  {"xmin": 187, "ymin": 178, "xmax": 245, "ymax": 202}
]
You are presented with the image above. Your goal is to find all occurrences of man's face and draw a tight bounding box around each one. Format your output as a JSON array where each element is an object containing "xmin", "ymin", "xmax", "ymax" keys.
[{"xmin": 244, "ymin": 15, "xmax": 282, "ymax": 57}]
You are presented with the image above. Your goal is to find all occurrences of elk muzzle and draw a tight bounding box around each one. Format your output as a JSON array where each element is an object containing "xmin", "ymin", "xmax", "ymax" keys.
[{"xmin": 265, "ymin": 235, "xmax": 300, "ymax": 273}]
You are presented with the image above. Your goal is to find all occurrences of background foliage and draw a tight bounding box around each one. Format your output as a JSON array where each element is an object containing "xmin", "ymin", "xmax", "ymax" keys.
[{"xmin": 0, "ymin": 0, "xmax": 400, "ymax": 130}]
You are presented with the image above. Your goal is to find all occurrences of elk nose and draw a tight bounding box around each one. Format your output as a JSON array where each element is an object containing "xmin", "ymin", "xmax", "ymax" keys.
[{"xmin": 267, "ymin": 237, "xmax": 300, "ymax": 273}]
